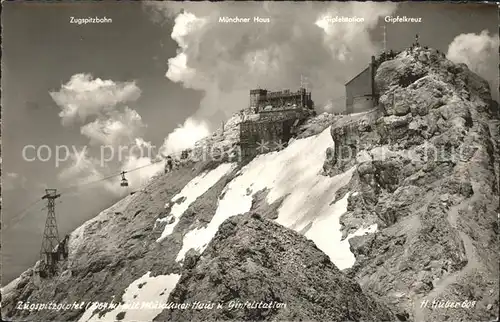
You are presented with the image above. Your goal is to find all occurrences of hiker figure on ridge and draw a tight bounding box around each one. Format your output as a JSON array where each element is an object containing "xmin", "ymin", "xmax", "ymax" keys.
[
  {"xmin": 165, "ymin": 155, "xmax": 173, "ymax": 174},
  {"xmin": 59, "ymin": 234, "xmax": 69, "ymax": 260}
]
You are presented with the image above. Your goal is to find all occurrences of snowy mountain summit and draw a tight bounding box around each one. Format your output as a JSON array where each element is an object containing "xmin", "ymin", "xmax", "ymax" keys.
[{"xmin": 2, "ymin": 47, "xmax": 499, "ymax": 322}]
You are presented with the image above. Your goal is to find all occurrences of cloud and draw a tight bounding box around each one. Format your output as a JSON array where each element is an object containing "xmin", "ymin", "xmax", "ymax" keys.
[
  {"xmin": 446, "ymin": 30, "xmax": 499, "ymax": 100},
  {"xmin": 3, "ymin": 172, "xmax": 27, "ymax": 191},
  {"xmin": 316, "ymin": 3, "xmax": 394, "ymax": 58},
  {"xmin": 52, "ymin": 74, "xmax": 161, "ymax": 196},
  {"xmin": 50, "ymin": 73, "xmax": 141, "ymax": 126},
  {"xmin": 58, "ymin": 145, "xmax": 162, "ymax": 198},
  {"xmin": 147, "ymin": 2, "xmax": 397, "ymax": 118},
  {"xmin": 58, "ymin": 148, "xmax": 115, "ymax": 191},
  {"xmin": 80, "ymin": 107, "xmax": 146, "ymax": 147},
  {"xmin": 159, "ymin": 117, "xmax": 210, "ymax": 156}
]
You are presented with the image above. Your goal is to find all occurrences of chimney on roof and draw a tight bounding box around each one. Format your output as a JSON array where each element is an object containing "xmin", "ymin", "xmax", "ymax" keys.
[{"xmin": 370, "ymin": 56, "xmax": 376, "ymax": 105}]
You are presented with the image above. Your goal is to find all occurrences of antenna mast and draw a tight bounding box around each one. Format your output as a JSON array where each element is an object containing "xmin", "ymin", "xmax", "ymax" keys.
[
  {"xmin": 383, "ymin": 24, "xmax": 387, "ymax": 53},
  {"xmin": 300, "ymin": 75, "xmax": 309, "ymax": 91}
]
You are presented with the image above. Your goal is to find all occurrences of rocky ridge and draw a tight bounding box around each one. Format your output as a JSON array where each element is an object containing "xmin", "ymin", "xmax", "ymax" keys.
[
  {"xmin": 154, "ymin": 212, "xmax": 396, "ymax": 322},
  {"xmin": 1, "ymin": 108, "xmax": 343, "ymax": 322},
  {"xmin": 1, "ymin": 161, "xmax": 240, "ymax": 322},
  {"xmin": 323, "ymin": 46, "xmax": 499, "ymax": 321},
  {"xmin": 1, "ymin": 46, "xmax": 498, "ymax": 322}
]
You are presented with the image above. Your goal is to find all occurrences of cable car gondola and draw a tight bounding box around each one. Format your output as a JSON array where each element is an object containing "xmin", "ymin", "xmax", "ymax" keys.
[{"xmin": 120, "ymin": 171, "xmax": 129, "ymax": 187}]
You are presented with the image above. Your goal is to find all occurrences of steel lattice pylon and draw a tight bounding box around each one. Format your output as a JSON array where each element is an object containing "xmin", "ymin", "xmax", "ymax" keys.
[{"xmin": 39, "ymin": 189, "xmax": 61, "ymax": 274}]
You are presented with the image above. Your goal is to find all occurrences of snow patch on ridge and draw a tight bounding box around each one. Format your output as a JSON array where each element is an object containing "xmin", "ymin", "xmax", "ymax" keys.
[
  {"xmin": 306, "ymin": 190, "xmax": 378, "ymax": 269},
  {"xmin": 176, "ymin": 128, "xmax": 369, "ymax": 270},
  {"xmin": 347, "ymin": 224, "xmax": 378, "ymax": 239},
  {"xmin": 305, "ymin": 193, "xmax": 349, "ymax": 269},
  {"xmin": 78, "ymin": 272, "xmax": 180, "ymax": 322},
  {"xmin": 340, "ymin": 222, "xmax": 378, "ymax": 269},
  {"xmin": 156, "ymin": 163, "xmax": 236, "ymax": 243}
]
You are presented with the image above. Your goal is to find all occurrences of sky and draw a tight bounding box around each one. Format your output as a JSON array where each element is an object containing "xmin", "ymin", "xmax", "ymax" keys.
[{"xmin": 1, "ymin": 1, "xmax": 498, "ymax": 284}]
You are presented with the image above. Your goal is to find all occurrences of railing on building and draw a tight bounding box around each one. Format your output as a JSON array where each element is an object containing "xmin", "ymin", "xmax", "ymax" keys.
[{"xmin": 239, "ymin": 109, "xmax": 310, "ymax": 159}]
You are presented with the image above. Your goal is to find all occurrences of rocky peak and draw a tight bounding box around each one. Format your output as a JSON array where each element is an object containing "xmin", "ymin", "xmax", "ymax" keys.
[
  {"xmin": 2, "ymin": 45, "xmax": 497, "ymax": 322},
  {"xmin": 154, "ymin": 212, "xmax": 397, "ymax": 322},
  {"xmin": 376, "ymin": 47, "xmax": 494, "ymax": 109},
  {"xmin": 323, "ymin": 46, "xmax": 499, "ymax": 321}
]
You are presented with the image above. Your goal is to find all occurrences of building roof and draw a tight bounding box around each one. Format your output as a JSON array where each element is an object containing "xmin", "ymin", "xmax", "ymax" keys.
[{"xmin": 345, "ymin": 65, "xmax": 370, "ymax": 86}]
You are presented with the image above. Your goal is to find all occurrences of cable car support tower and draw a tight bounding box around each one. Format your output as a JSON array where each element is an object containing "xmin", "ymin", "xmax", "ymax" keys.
[{"xmin": 39, "ymin": 189, "xmax": 61, "ymax": 276}]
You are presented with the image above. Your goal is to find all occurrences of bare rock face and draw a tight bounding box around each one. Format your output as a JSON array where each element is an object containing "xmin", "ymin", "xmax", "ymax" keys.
[
  {"xmin": 295, "ymin": 112, "xmax": 339, "ymax": 139},
  {"xmin": 323, "ymin": 109, "xmax": 383, "ymax": 177},
  {"xmin": 326, "ymin": 47, "xmax": 499, "ymax": 321},
  {"xmin": 375, "ymin": 51, "xmax": 428, "ymax": 93},
  {"xmin": 191, "ymin": 112, "xmax": 244, "ymax": 162},
  {"xmin": 154, "ymin": 213, "xmax": 397, "ymax": 322},
  {"xmin": 1, "ymin": 162, "xmax": 237, "ymax": 322},
  {"xmin": 3, "ymin": 46, "xmax": 497, "ymax": 322}
]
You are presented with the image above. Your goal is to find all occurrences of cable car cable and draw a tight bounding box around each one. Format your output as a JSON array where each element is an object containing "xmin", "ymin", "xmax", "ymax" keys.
[{"xmin": 2, "ymin": 198, "xmax": 45, "ymax": 230}]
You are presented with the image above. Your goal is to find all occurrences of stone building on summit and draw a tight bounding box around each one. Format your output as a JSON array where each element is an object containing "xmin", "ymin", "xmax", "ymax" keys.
[
  {"xmin": 239, "ymin": 87, "xmax": 315, "ymax": 158},
  {"xmin": 344, "ymin": 44, "xmax": 406, "ymax": 114},
  {"xmin": 344, "ymin": 56, "xmax": 379, "ymax": 114},
  {"xmin": 238, "ymin": 48, "xmax": 404, "ymax": 160},
  {"xmin": 249, "ymin": 88, "xmax": 314, "ymax": 112}
]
